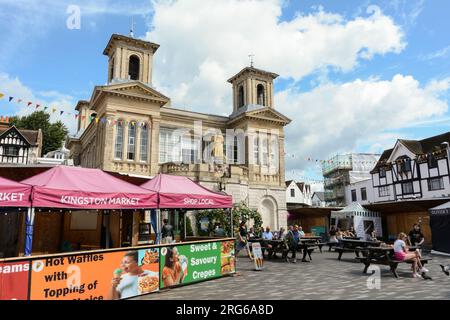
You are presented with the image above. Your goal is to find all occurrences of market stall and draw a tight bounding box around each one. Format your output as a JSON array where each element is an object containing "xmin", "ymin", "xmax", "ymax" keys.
[
  {"xmin": 20, "ymin": 165, "xmax": 158, "ymax": 255},
  {"xmin": 331, "ymin": 203, "xmax": 382, "ymax": 240},
  {"xmin": 0, "ymin": 177, "xmax": 32, "ymax": 258},
  {"xmin": 429, "ymin": 202, "xmax": 450, "ymax": 255},
  {"xmin": 140, "ymin": 173, "xmax": 233, "ymax": 243},
  {"xmin": 0, "ymin": 170, "xmax": 236, "ymax": 300}
]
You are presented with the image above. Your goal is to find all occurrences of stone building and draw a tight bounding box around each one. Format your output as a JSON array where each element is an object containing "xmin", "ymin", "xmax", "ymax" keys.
[{"xmin": 67, "ymin": 34, "xmax": 291, "ymax": 229}]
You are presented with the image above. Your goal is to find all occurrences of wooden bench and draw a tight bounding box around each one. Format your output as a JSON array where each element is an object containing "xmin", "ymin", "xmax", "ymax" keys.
[{"xmin": 356, "ymin": 247, "xmax": 432, "ymax": 278}]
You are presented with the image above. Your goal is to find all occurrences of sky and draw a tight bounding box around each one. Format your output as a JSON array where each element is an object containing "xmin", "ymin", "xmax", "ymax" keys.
[{"xmin": 0, "ymin": 0, "xmax": 449, "ymax": 190}]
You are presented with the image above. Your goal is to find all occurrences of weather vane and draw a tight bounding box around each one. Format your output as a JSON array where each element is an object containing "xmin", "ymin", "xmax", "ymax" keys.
[{"xmin": 248, "ymin": 54, "xmax": 255, "ymax": 67}]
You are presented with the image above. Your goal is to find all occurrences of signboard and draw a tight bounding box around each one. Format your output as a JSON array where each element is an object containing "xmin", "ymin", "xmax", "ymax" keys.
[
  {"xmin": 251, "ymin": 242, "xmax": 264, "ymax": 271},
  {"xmin": 159, "ymin": 241, "xmax": 235, "ymax": 289},
  {"xmin": 29, "ymin": 248, "xmax": 159, "ymax": 300},
  {"xmin": 0, "ymin": 261, "xmax": 30, "ymax": 300}
]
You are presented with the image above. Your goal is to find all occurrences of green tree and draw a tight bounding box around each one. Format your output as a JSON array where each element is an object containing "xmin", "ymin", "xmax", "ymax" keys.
[{"xmin": 10, "ymin": 111, "xmax": 68, "ymax": 155}]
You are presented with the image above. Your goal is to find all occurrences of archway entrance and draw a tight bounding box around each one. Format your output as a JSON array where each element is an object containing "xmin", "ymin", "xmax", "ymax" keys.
[{"xmin": 260, "ymin": 198, "xmax": 277, "ymax": 230}]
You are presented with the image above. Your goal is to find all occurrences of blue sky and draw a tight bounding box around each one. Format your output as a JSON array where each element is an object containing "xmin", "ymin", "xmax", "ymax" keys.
[{"xmin": 0, "ymin": 0, "xmax": 449, "ymax": 186}]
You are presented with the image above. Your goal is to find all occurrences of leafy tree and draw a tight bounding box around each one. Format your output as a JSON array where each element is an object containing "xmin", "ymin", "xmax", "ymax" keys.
[{"xmin": 9, "ymin": 111, "xmax": 68, "ymax": 155}]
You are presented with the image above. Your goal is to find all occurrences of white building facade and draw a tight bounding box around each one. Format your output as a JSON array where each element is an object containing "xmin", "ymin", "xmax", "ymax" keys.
[
  {"xmin": 371, "ymin": 134, "xmax": 450, "ymax": 202},
  {"xmin": 285, "ymin": 180, "xmax": 312, "ymax": 207}
]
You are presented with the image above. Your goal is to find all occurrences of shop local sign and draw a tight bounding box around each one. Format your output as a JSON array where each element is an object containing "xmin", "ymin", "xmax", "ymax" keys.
[{"xmin": 183, "ymin": 198, "xmax": 214, "ymax": 206}]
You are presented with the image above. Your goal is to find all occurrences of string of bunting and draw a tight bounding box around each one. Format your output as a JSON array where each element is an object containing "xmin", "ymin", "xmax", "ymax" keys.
[{"xmin": 0, "ymin": 92, "xmax": 148, "ymax": 127}]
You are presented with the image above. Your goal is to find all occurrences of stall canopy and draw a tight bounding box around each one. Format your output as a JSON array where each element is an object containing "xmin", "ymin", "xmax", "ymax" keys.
[
  {"xmin": 140, "ymin": 174, "xmax": 232, "ymax": 209},
  {"xmin": 331, "ymin": 203, "xmax": 382, "ymax": 239},
  {"xmin": 0, "ymin": 176, "xmax": 31, "ymax": 207},
  {"xmin": 21, "ymin": 165, "xmax": 158, "ymax": 209},
  {"xmin": 429, "ymin": 202, "xmax": 450, "ymax": 255}
]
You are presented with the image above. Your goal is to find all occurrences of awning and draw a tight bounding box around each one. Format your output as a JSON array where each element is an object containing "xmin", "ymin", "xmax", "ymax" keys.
[
  {"xmin": 0, "ymin": 176, "xmax": 31, "ymax": 207},
  {"xmin": 331, "ymin": 202, "xmax": 379, "ymax": 218},
  {"xmin": 21, "ymin": 165, "xmax": 158, "ymax": 209},
  {"xmin": 140, "ymin": 174, "xmax": 232, "ymax": 209}
]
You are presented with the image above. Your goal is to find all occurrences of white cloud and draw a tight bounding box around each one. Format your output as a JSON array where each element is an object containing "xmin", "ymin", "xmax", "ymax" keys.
[
  {"xmin": 0, "ymin": 73, "xmax": 77, "ymax": 134},
  {"xmin": 419, "ymin": 45, "xmax": 450, "ymax": 61},
  {"xmin": 277, "ymin": 75, "xmax": 450, "ymax": 171},
  {"xmin": 145, "ymin": 0, "xmax": 405, "ymax": 114}
]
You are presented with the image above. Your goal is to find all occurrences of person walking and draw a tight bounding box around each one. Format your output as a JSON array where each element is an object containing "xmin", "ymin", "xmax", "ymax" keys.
[{"xmin": 161, "ymin": 218, "xmax": 175, "ymax": 244}]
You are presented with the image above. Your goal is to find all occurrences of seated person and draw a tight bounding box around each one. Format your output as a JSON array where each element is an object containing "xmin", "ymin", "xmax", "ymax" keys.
[
  {"xmin": 262, "ymin": 226, "xmax": 274, "ymax": 257},
  {"xmin": 336, "ymin": 228, "xmax": 344, "ymax": 241},
  {"xmin": 298, "ymin": 226, "xmax": 306, "ymax": 238},
  {"xmin": 329, "ymin": 226, "xmax": 338, "ymax": 243},
  {"xmin": 278, "ymin": 227, "xmax": 286, "ymax": 240},
  {"xmin": 348, "ymin": 227, "xmax": 356, "ymax": 237},
  {"xmin": 394, "ymin": 232, "xmax": 428, "ymax": 278},
  {"xmin": 248, "ymin": 227, "xmax": 256, "ymax": 239}
]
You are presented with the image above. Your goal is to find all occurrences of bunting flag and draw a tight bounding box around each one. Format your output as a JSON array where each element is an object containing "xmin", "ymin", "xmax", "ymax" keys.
[
  {"xmin": 44, "ymin": 107, "xmax": 48, "ymax": 110},
  {"xmin": 17, "ymin": 99, "xmax": 22, "ymax": 103},
  {"xmin": 52, "ymin": 108, "xmax": 57, "ymax": 113},
  {"xmin": 75, "ymin": 114, "xmax": 79, "ymax": 119},
  {"xmin": 0, "ymin": 93, "xmax": 4, "ymax": 99},
  {"xmin": 27, "ymin": 102, "xmax": 32, "ymax": 106},
  {"xmin": 60, "ymin": 111, "xmax": 64, "ymax": 115},
  {"xmin": 36, "ymin": 104, "xmax": 40, "ymax": 109},
  {"xmin": 9, "ymin": 97, "xmax": 13, "ymax": 102},
  {"xmin": 95, "ymin": 117, "xmax": 99, "ymax": 123}
]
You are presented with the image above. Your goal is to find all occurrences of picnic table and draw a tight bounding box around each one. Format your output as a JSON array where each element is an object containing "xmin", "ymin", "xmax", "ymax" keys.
[
  {"xmin": 343, "ymin": 236, "xmax": 361, "ymax": 240},
  {"xmin": 248, "ymin": 238, "xmax": 287, "ymax": 259},
  {"xmin": 355, "ymin": 246, "xmax": 431, "ymax": 278},
  {"xmin": 299, "ymin": 236, "xmax": 326, "ymax": 254},
  {"xmin": 334, "ymin": 239, "xmax": 381, "ymax": 260}
]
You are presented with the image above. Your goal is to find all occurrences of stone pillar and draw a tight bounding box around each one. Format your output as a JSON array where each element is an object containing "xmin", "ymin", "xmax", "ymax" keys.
[
  {"xmin": 279, "ymin": 135, "xmax": 285, "ymax": 187},
  {"xmin": 135, "ymin": 122, "xmax": 141, "ymax": 162},
  {"xmin": 150, "ymin": 118, "xmax": 161, "ymax": 176}
]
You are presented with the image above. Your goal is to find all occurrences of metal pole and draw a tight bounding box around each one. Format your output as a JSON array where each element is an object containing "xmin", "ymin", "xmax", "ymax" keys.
[
  {"xmin": 230, "ymin": 208, "xmax": 233, "ymax": 238},
  {"xmin": 105, "ymin": 210, "xmax": 110, "ymax": 249},
  {"xmin": 25, "ymin": 207, "xmax": 35, "ymax": 256},
  {"xmin": 183, "ymin": 210, "xmax": 186, "ymax": 241}
]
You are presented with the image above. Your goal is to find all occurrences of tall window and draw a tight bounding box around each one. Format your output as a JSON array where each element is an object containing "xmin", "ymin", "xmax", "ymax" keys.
[
  {"xmin": 428, "ymin": 154, "xmax": 438, "ymax": 168},
  {"xmin": 428, "ymin": 177, "xmax": 444, "ymax": 191},
  {"xmin": 379, "ymin": 186, "xmax": 390, "ymax": 197},
  {"xmin": 379, "ymin": 167, "xmax": 386, "ymax": 178},
  {"xmin": 290, "ymin": 189, "xmax": 295, "ymax": 197},
  {"xmin": 257, "ymin": 84, "xmax": 265, "ymax": 106},
  {"xmin": 182, "ymin": 136, "xmax": 197, "ymax": 164},
  {"xmin": 262, "ymin": 135, "xmax": 269, "ymax": 166},
  {"xmin": 159, "ymin": 128, "xmax": 183, "ymax": 163},
  {"xmin": 109, "ymin": 58, "xmax": 114, "ymax": 82},
  {"xmin": 397, "ymin": 157, "xmax": 411, "ymax": 173},
  {"xmin": 129, "ymin": 55, "xmax": 140, "ymax": 80},
  {"xmin": 127, "ymin": 123, "xmax": 136, "ymax": 160},
  {"xmin": 238, "ymin": 86, "xmax": 244, "ymax": 108},
  {"xmin": 351, "ymin": 190, "xmax": 357, "ymax": 202},
  {"xmin": 270, "ymin": 135, "xmax": 278, "ymax": 168},
  {"xmin": 361, "ymin": 188, "xmax": 367, "ymax": 201},
  {"xmin": 114, "ymin": 121, "xmax": 124, "ymax": 159},
  {"xmin": 253, "ymin": 135, "xmax": 259, "ymax": 165},
  {"xmin": 233, "ymin": 136, "xmax": 238, "ymax": 164},
  {"xmin": 401, "ymin": 181, "xmax": 414, "ymax": 194},
  {"xmin": 140, "ymin": 124, "xmax": 148, "ymax": 162}
]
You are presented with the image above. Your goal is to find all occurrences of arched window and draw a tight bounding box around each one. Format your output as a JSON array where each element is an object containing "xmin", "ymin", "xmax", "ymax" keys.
[
  {"xmin": 109, "ymin": 58, "xmax": 114, "ymax": 82},
  {"xmin": 140, "ymin": 123, "xmax": 148, "ymax": 162},
  {"xmin": 238, "ymin": 85, "xmax": 244, "ymax": 108},
  {"xmin": 127, "ymin": 122, "xmax": 136, "ymax": 160},
  {"xmin": 128, "ymin": 55, "xmax": 140, "ymax": 81},
  {"xmin": 257, "ymin": 84, "xmax": 265, "ymax": 106},
  {"xmin": 114, "ymin": 121, "xmax": 123, "ymax": 159}
]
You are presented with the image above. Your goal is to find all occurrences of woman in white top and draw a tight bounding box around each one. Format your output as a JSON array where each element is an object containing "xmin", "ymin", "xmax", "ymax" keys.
[{"xmin": 393, "ymin": 232, "xmax": 428, "ymax": 278}]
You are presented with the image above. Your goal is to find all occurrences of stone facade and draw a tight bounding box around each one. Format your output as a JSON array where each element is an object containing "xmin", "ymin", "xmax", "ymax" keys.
[{"xmin": 67, "ymin": 34, "xmax": 291, "ymax": 229}]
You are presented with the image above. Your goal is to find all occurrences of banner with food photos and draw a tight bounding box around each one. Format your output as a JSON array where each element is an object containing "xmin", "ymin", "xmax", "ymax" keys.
[
  {"xmin": 0, "ymin": 239, "xmax": 235, "ymax": 300},
  {"xmin": 28, "ymin": 248, "xmax": 159, "ymax": 300},
  {"xmin": 159, "ymin": 240, "xmax": 235, "ymax": 289}
]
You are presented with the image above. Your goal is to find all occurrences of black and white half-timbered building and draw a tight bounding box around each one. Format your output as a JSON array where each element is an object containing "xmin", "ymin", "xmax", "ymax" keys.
[
  {"xmin": 0, "ymin": 124, "xmax": 42, "ymax": 164},
  {"xmin": 371, "ymin": 132, "xmax": 450, "ymax": 202}
]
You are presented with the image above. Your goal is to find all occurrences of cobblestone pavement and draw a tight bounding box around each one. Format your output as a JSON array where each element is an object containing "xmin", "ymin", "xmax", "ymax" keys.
[{"xmin": 134, "ymin": 250, "xmax": 450, "ymax": 300}]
